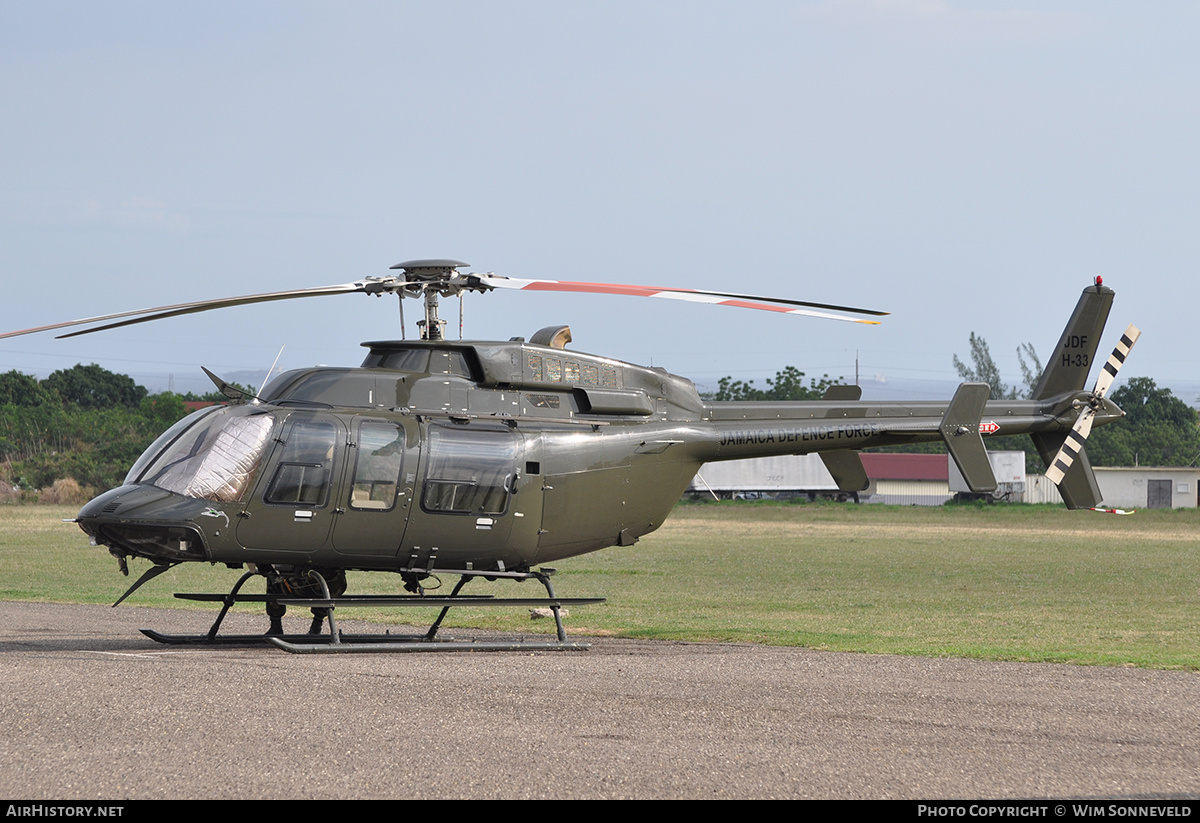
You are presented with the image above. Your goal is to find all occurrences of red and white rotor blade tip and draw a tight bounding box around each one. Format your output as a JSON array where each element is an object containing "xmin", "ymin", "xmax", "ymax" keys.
[{"xmin": 475, "ymin": 275, "xmax": 887, "ymax": 325}]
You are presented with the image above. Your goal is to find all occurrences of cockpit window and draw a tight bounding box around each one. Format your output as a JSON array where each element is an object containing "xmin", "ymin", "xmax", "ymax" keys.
[
  {"xmin": 263, "ymin": 419, "xmax": 338, "ymax": 507},
  {"xmin": 134, "ymin": 409, "xmax": 275, "ymax": 503},
  {"xmin": 124, "ymin": 406, "xmax": 221, "ymax": 486}
]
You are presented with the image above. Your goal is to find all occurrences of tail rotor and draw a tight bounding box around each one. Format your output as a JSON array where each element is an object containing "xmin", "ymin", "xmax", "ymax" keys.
[{"xmin": 1045, "ymin": 324, "xmax": 1141, "ymax": 485}]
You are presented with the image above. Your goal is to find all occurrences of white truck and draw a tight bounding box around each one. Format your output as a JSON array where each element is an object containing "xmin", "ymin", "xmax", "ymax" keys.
[
  {"xmin": 687, "ymin": 454, "xmax": 856, "ymax": 501},
  {"xmin": 949, "ymin": 450, "xmax": 1027, "ymax": 502}
]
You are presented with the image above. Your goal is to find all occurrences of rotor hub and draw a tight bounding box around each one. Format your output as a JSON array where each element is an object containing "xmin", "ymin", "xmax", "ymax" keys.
[
  {"xmin": 389, "ymin": 260, "xmax": 473, "ymax": 341},
  {"xmin": 389, "ymin": 259, "xmax": 470, "ymax": 281}
]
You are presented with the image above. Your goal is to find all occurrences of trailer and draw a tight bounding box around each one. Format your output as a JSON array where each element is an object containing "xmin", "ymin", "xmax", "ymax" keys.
[
  {"xmin": 949, "ymin": 450, "xmax": 1026, "ymax": 502},
  {"xmin": 688, "ymin": 454, "xmax": 856, "ymax": 501}
]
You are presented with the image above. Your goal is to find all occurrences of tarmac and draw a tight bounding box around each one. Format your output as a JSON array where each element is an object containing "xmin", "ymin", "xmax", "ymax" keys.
[{"xmin": 1, "ymin": 601, "xmax": 1197, "ymax": 800}]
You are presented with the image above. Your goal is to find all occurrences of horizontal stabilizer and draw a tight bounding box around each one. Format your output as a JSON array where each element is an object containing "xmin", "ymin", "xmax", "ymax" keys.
[
  {"xmin": 940, "ymin": 382, "xmax": 996, "ymax": 493},
  {"xmin": 818, "ymin": 385, "xmax": 868, "ymax": 489},
  {"xmin": 819, "ymin": 450, "xmax": 869, "ymax": 492}
]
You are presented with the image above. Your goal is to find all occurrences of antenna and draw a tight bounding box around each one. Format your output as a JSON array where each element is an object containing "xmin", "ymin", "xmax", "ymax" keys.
[{"xmin": 257, "ymin": 346, "xmax": 286, "ymax": 397}]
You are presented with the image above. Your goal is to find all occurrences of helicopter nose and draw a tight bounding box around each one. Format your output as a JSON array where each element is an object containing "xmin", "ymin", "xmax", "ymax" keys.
[
  {"xmin": 77, "ymin": 484, "xmax": 174, "ymax": 527},
  {"xmin": 76, "ymin": 485, "xmax": 209, "ymax": 563}
]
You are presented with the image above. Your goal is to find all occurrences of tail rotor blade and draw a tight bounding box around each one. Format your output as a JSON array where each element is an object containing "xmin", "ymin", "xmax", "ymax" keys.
[
  {"xmin": 1046, "ymin": 408, "xmax": 1095, "ymax": 485},
  {"xmin": 1045, "ymin": 323, "xmax": 1139, "ymax": 487},
  {"xmin": 1094, "ymin": 324, "xmax": 1141, "ymax": 398}
]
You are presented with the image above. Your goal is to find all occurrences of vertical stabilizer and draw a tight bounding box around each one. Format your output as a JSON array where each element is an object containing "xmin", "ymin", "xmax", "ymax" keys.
[
  {"xmin": 1031, "ymin": 281, "xmax": 1114, "ymax": 400},
  {"xmin": 1032, "ymin": 432, "xmax": 1104, "ymax": 509},
  {"xmin": 1029, "ymin": 279, "xmax": 1118, "ymax": 509}
]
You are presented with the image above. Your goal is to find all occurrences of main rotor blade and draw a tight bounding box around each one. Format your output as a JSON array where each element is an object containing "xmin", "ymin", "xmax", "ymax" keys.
[
  {"xmin": 474, "ymin": 275, "xmax": 888, "ymax": 324},
  {"xmin": 0, "ymin": 267, "xmax": 889, "ymax": 342},
  {"xmin": 0, "ymin": 282, "xmax": 369, "ymax": 341}
]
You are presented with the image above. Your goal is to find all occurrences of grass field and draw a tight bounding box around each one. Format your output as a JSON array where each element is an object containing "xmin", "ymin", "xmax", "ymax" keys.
[{"xmin": 2, "ymin": 501, "xmax": 1197, "ymax": 669}]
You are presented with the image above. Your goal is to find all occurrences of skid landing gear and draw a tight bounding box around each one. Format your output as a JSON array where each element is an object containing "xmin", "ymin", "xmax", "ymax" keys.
[{"xmin": 140, "ymin": 567, "xmax": 603, "ymax": 653}]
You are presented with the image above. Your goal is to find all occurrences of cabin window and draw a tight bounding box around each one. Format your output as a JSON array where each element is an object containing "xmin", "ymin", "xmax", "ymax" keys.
[
  {"xmin": 361, "ymin": 348, "xmax": 430, "ymax": 372},
  {"xmin": 264, "ymin": 419, "xmax": 338, "ymax": 507},
  {"xmin": 349, "ymin": 421, "xmax": 405, "ymax": 511},
  {"xmin": 421, "ymin": 426, "xmax": 517, "ymax": 515}
]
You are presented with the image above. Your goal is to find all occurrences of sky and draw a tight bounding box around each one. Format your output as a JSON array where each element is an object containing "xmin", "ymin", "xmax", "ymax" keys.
[{"xmin": 2, "ymin": 1, "xmax": 1197, "ymax": 401}]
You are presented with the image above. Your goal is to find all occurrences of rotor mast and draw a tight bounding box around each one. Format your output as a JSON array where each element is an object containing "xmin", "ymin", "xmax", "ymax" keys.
[
  {"xmin": 388, "ymin": 259, "xmax": 477, "ymax": 341},
  {"xmin": 422, "ymin": 287, "xmax": 446, "ymax": 340}
]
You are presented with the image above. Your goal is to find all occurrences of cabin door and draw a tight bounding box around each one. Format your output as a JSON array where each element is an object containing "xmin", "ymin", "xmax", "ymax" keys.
[
  {"xmin": 399, "ymin": 423, "xmax": 521, "ymax": 570},
  {"xmin": 331, "ymin": 417, "xmax": 418, "ymax": 559},
  {"xmin": 236, "ymin": 413, "xmax": 345, "ymax": 553}
]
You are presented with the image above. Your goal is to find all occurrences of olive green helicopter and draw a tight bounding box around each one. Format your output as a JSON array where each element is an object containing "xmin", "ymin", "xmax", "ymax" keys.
[{"xmin": 1, "ymin": 261, "xmax": 1137, "ymax": 653}]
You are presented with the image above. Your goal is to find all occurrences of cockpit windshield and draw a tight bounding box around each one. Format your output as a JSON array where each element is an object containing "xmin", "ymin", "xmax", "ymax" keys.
[{"xmin": 129, "ymin": 407, "xmax": 276, "ymax": 503}]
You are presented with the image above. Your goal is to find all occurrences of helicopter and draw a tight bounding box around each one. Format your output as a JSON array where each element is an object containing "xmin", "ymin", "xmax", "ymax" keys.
[{"xmin": 1, "ymin": 261, "xmax": 1137, "ymax": 653}]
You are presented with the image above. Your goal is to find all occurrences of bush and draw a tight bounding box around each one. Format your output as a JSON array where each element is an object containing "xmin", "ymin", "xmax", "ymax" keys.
[{"xmin": 39, "ymin": 477, "xmax": 91, "ymax": 505}]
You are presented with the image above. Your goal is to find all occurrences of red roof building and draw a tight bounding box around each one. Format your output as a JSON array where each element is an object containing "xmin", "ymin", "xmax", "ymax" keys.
[{"xmin": 860, "ymin": 452, "xmax": 948, "ymax": 482}]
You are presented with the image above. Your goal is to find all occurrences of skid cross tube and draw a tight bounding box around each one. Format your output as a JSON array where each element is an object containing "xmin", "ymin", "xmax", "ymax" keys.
[
  {"xmin": 140, "ymin": 567, "xmax": 603, "ymax": 652},
  {"xmin": 204, "ymin": 569, "xmax": 257, "ymax": 641},
  {"xmin": 421, "ymin": 569, "xmax": 569, "ymax": 642},
  {"xmin": 306, "ymin": 569, "xmax": 338, "ymax": 644}
]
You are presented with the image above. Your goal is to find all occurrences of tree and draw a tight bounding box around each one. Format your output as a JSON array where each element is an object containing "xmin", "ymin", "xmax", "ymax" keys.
[
  {"xmin": 140, "ymin": 392, "xmax": 188, "ymax": 426},
  {"xmin": 43, "ymin": 363, "xmax": 147, "ymax": 409},
  {"xmin": 0, "ymin": 363, "xmax": 195, "ymax": 493},
  {"xmin": 953, "ymin": 334, "xmax": 1043, "ymax": 401},
  {"xmin": 706, "ymin": 366, "xmax": 841, "ymax": 401},
  {"xmin": 179, "ymin": 381, "xmax": 256, "ymax": 402},
  {"xmin": 1016, "ymin": 343, "xmax": 1042, "ymax": 398},
  {"xmin": 1086, "ymin": 377, "xmax": 1200, "ymax": 467},
  {"xmin": 953, "ymin": 333, "xmax": 1011, "ymax": 400},
  {"xmin": 0, "ymin": 371, "xmax": 57, "ymax": 407}
]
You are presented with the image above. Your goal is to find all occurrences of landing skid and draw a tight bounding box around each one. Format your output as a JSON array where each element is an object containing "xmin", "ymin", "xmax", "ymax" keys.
[{"xmin": 140, "ymin": 567, "xmax": 603, "ymax": 654}]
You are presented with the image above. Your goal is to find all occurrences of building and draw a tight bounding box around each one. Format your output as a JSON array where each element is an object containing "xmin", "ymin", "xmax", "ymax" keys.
[
  {"xmin": 691, "ymin": 452, "xmax": 1200, "ymax": 509},
  {"xmin": 859, "ymin": 453, "xmax": 950, "ymax": 506},
  {"xmin": 1026, "ymin": 467, "xmax": 1200, "ymax": 509}
]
